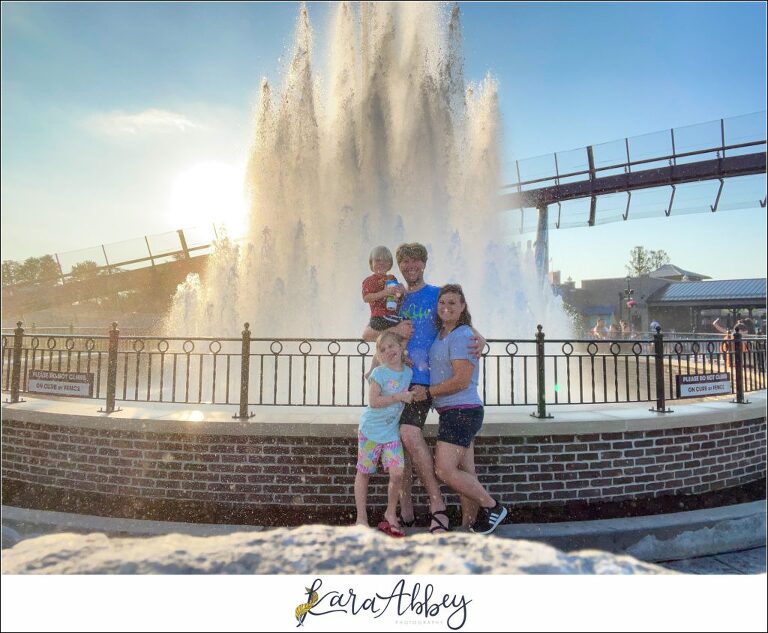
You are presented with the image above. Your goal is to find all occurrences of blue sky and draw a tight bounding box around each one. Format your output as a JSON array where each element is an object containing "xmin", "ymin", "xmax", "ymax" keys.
[{"xmin": 1, "ymin": 1, "xmax": 766, "ymax": 283}]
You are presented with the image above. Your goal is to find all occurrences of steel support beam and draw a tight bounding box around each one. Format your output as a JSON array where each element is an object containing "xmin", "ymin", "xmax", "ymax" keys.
[
  {"xmin": 499, "ymin": 152, "xmax": 766, "ymax": 210},
  {"xmin": 534, "ymin": 205, "xmax": 549, "ymax": 283}
]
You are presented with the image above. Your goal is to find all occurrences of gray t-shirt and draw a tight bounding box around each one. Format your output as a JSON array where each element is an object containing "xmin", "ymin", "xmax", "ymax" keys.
[{"xmin": 428, "ymin": 325, "xmax": 482, "ymax": 410}]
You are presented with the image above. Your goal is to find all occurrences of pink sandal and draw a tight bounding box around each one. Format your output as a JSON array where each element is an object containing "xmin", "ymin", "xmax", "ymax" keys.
[{"xmin": 377, "ymin": 520, "xmax": 406, "ymax": 538}]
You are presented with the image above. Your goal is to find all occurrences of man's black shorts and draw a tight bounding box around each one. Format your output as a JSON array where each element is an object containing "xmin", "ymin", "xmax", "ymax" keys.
[
  {"xmin": 369, "ymin": 315, "xmax": 405, "ymax": 331},
  {"xmin": 399, "ymin": 383, "xmax": 432, "ymax": 428}
]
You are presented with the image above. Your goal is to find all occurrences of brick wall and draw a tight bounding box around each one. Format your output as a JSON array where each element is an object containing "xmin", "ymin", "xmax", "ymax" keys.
[{"xmin": 2, "ymin": 416, "xmax": 764, "ymax": 519}]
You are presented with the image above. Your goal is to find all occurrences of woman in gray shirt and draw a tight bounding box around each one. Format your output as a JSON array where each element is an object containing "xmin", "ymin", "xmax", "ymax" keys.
[{"xmin": 428, "ymin": 284, "xmax": 508, "ymax": 535}]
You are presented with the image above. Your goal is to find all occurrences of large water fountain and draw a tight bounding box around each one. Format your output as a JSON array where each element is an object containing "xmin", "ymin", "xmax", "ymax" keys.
[{"xmin": 166, "ymin": 2, "xmax": 570, "ymax": 339}]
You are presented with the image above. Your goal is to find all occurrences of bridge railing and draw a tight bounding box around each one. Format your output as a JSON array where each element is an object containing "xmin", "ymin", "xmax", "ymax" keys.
[
  {"xmin": 507, "ymin": 112, "xmax": 766, "ymax": 194},
  {"xmin": 2, "ymin": 323, "xmax": 765, "ymax": 418},
  {"xmin": 504, "ymin": 111, "xmax": 766, "ymax": 231},
  {"xmin": 2, "ymin": 225, "xmax": 221, "ymax": 292}
]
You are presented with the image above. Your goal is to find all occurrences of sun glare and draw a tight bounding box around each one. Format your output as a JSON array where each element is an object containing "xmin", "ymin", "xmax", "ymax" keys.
[{"xmin": 168, "ymin": 161, "xmax": 248, "ymax": 237}]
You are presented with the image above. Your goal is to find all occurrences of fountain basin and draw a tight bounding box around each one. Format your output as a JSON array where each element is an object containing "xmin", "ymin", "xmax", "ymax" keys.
[{"xmin": 2, "ymin": 393, "xmax": 765, "ymax": 526}]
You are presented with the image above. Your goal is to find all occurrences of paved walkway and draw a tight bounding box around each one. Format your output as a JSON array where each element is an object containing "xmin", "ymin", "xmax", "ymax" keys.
[{"xmin": 658, "ymin": 546, "xmax": 766, "ymax": 574}]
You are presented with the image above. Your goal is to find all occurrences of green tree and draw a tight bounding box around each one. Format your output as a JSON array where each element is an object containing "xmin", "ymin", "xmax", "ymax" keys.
[
  {"xmin": 69, "ymin": 260, "xmax": 101, "ymax": 279},
  {"xmin": 15, "ymin": 255, "xmax": 61, "ymax": 284},
  {"xmin": 2, "ymin": 260, "xmax": 20, "ymax": 286},
  {"xmin": 625, "ymin": 246, "xmax": 671, "ymax": 276}
]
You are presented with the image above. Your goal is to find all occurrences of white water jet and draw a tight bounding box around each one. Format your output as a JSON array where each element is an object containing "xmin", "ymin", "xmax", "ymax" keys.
[{"xmin": 166, "ymin": 2, "xmax": 571, "ymax": 340}]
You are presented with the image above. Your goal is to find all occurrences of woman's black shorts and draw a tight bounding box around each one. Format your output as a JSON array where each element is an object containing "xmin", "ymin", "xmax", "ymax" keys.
[{"xmin": 437, "ymin": 407, "xmax": 484, "ymax": 448}]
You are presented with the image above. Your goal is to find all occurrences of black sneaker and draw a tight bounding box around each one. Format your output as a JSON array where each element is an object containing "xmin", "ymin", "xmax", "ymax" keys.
[{"xmin": 470, "ymin": 500, "xmax": 508, "ymax": 535}]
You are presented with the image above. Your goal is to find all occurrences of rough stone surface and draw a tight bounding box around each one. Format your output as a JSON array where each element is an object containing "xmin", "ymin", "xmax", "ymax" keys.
[{"xmin": 2, "ymin": 525, "xmax": 672, "ymax": 575}]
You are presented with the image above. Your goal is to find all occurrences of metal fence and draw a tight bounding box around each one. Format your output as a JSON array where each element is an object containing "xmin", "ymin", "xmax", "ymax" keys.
[{"xmin": 2, "ymin": 322, "xmax": 765, "ymax": 418}]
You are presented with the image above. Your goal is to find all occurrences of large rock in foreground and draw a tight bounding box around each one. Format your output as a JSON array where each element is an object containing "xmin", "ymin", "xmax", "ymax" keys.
[{"xmin": 2, "ymin": 525, "xmax": 672, "ymax": 574}]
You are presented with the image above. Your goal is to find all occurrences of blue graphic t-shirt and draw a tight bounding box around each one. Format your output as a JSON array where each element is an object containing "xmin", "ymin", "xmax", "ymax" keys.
[
  {"xmin": 399, "ymin": 284, "xmax": 440, "ymax": 384},
  {"xmin": 359, "ymin": 365, "xmax": 413, "ymax": 443}
]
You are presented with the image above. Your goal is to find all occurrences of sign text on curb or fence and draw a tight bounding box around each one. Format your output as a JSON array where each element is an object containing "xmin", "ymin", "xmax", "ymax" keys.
[
  {"xmin": 27, "ymin": 370, "xmax": 94, "ymax": 398},
  {"xmin": 676, "ymin": 372, "xmax": 731, "ymax": 398}
]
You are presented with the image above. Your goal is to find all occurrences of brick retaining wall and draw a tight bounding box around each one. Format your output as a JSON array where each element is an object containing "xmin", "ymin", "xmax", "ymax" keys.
[{"xmin": 2, "ymin": 415, "xmax": 764, "ymax": 524}]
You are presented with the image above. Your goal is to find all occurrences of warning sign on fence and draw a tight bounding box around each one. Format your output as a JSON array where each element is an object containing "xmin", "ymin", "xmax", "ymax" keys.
[
  {"xmin": 27, "ymin": 369, "xmax": 94, "ymax": 398},
  {"xmin": 676, "ymin": 372, "xmax": 731, "ymax": 398}
]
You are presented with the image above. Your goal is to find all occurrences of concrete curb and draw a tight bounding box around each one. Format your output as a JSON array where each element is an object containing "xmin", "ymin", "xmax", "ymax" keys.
[
  {"xmin": 3, "ymin": 500, "xmax": 765, "ymax": 561},
  {"xmin": 1, "ymin": 505, "xmax": 265, "ymax": 542},
  {"xmin": 493, "ymin": 500, "xmax": 767, "ymax": 561}
]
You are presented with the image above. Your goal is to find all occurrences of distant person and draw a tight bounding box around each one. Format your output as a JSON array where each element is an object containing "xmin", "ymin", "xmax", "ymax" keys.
[
  {"xmin": 590, "ymin": 318, "xmax": 608, "ymax": 340},
  {"xmin": 712, "ymin": 316, "xmax": 754, "ymax": 336},
  {"xmin": 354, "ymin": 331, "xmax": 413, "ymax": 537},
  {"xmin": 740, "ymin": 318, "xmax": 757, "ymax": 369},
  {"xmin": 429, "ymin": 284, "xmax": 508, "ymax": 535},
  {"xmin": 740, "ymin": 318, "xmax": 756, "ymax": 336},
  {"xmin": 608, "ymin": 323, "xmax": 620, "ymax": 339},
  {"xmin": 619, "ymin": 319, "xmax": 634, "ymax": 339},
  {"xmin": 713, "ymin": 317, "xmax": 754, "ymax": 368}
]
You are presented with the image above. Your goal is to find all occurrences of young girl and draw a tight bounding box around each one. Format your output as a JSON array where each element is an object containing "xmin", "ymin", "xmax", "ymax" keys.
[{"xmin": 355, "ymin": 331, "xmax": 414, "ymax": 537}]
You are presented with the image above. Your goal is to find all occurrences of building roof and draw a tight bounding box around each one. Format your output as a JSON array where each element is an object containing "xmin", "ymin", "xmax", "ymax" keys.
[
  {"xmin": 649, "ymin": 278, "xmax": 766, "ymax": 305},
  {"xmin": 649, "ymin": 264, "xmax": 711, "ymax": 281}
]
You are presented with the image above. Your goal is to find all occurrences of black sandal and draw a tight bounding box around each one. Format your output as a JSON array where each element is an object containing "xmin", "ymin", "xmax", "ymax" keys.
[
  {"xmin": 428, "ymin": 510, "xmax": 451, "ymax": 534},
  {"xmin": 398, "ymin": 512, "xmax": 416, "ymax": 528}
]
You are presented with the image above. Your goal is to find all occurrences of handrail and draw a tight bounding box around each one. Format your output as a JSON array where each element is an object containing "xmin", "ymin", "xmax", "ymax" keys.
[
  {"xmin": 501, "ymin": 139, "xmax": 766, "ymax": 191},
  {"xmin": 2, "ymin": 324, "xmax": 764, "ymax": 414}
]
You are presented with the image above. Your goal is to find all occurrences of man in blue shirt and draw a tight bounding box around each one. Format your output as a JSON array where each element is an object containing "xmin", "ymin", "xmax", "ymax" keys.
[{"xmin": 362, "ymin": 242, "xmax": 484, "ymax": 534}]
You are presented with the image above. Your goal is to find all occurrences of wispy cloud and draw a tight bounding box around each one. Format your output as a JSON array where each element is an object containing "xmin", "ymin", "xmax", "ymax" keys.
[{"xmin": 84, "ymin": 108, "xmax": 203, "ymax": 137}]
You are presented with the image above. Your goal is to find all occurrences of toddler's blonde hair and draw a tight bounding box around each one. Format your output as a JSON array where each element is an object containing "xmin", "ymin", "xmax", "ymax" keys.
[{"xmin": 369, "ymin": 245, "xmax": 394, "ymax": 272}]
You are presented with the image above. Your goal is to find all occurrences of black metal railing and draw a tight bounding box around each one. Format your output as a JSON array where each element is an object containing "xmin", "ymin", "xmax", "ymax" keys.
[{"xmin": 2, "ymin": 322, "xmax": 765, "ymax": 418}]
